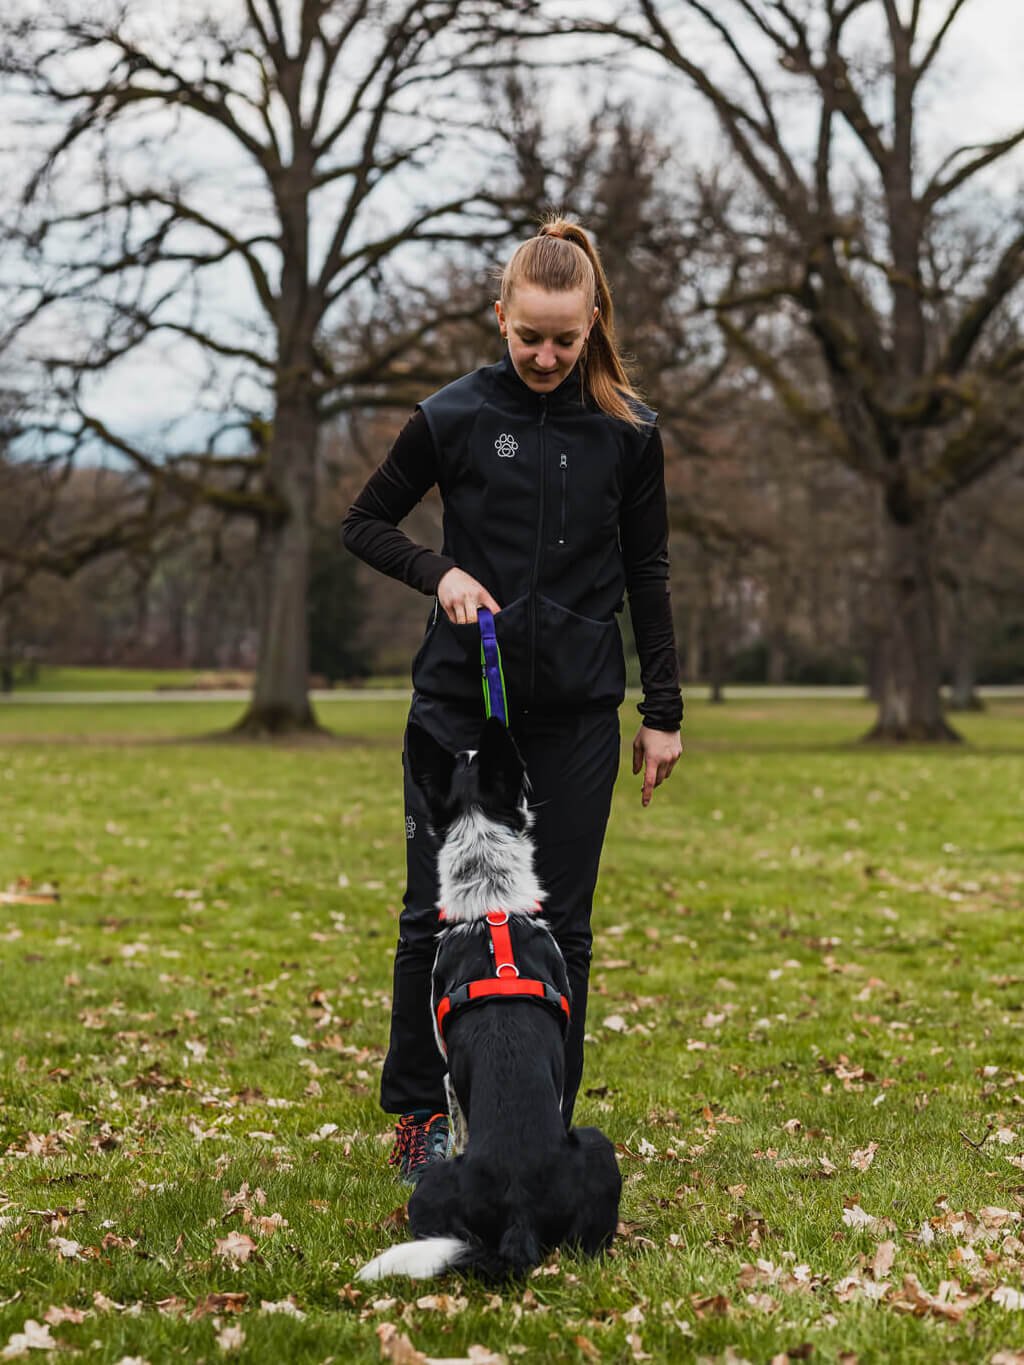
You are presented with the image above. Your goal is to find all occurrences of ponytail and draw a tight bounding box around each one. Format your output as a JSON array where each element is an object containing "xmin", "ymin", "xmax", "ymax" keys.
[{"xmin": 499, "ymin": 215, "xmax": 648, "ymax": 428}]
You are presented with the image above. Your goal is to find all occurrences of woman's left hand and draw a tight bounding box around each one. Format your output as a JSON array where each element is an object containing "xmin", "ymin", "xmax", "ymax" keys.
[{"xmin": 632, "ymin": 726, "xmax": 682, "ymax": 808}]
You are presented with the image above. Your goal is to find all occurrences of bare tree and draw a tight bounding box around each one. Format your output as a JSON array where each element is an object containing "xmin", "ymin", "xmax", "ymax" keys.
[
  {"xmin": 1, "ymin": 0, "xmax": 521, "ymax": 732},
  {"xmin": 538, "ymin": 0, "xmax": 1024, "ymax": 739}
]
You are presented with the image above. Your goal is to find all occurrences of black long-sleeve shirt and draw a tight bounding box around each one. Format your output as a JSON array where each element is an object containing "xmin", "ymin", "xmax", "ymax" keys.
[{"xmin": 343, "ymin": 409, "xmax": 682, "ymax": 731}]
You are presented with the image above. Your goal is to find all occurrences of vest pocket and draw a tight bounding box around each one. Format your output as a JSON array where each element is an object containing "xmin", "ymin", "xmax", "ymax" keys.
[
  {"xmin": 534, "ymin": 595, "xmax": 625, "ymax": 706},
  {"xmin": 412, "ymin": 596, "xmax": 530, "ymax": 705}
]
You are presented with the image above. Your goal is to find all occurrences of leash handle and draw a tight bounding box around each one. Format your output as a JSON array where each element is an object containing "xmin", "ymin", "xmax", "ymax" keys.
[{"xmin": 477, "ymin": 607, "xmax": 508, "ymax": 724}]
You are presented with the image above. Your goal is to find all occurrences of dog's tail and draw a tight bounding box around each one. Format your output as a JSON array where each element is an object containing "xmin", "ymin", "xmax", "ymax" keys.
[{"xmin": 356, "ymin": 1236, "xmax": 469, "ymax": 1282}]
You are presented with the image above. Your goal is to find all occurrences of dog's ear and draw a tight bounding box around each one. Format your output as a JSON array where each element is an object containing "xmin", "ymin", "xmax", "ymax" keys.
[
  {"xmin": 476, "ymin": 717, "xmax": 526, "ymax": 811},
  {"xmin": 405, "ymin": 723, "xmax": 456, "ymax": 821}
]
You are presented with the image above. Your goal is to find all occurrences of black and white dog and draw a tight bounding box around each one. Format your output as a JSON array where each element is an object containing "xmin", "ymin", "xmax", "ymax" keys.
[{"xmin": 358, "ymin": 717, "xmax": 621, "ymax": 1282}]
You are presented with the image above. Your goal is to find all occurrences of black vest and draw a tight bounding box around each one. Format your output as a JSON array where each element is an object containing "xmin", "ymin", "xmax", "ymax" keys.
[{"xmin": 414, "ymin": 354, "xmax": 657, "ymax": 711}]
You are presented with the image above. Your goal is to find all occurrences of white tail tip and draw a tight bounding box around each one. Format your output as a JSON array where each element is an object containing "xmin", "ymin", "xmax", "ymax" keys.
[{"xmin": 356, "ymin": 1236, "xmax": 469, "ymax": 1282}]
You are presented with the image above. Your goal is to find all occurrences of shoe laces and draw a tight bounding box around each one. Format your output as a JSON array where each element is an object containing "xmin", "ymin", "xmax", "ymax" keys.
[{"xmin": 389, "ymin": 1112, "xmax": 447, "ymax": 1169}]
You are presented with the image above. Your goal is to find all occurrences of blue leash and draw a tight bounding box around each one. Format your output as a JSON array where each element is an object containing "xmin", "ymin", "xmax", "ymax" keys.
[{"xmin": 477, "ymin": 607, "xmax": 508, "ymax": 724}]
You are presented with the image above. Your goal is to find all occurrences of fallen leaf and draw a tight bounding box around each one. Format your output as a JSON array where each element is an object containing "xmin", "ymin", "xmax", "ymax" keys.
[
  {"xmin": 842, "ymin": 1204, "xmax": 878, "ymax": 1229},
  {"xmin": 260, "ymin": 1297, "xmax": 306, "ymax": 1319},
  {"xmin": 992, "ymin": 1286, "xmax": 1024, "ymax": 1311},
  {"xmin": 190, "ymin": 1293, "xmax": 248, "ymax": 1320},
  {"xmin": 42, "ymin": 1305, "xmax": 87, "ymax": 1325},
  {"xmin": 377, "ymin": 1323, "xmax": 426, "ymax": 1364},
  {"xmin": 851, "ymin": 1141, "xmax": 879, "ymax": 1171},
  {"xmin": 215, "ymin": 1323, "xmax": 245, "ymax": 1353},
  {"xmin": 1, "ymin": 1319, "xmax": 59, "ymax": 1357},
  {"xmin": 415, "ymin": 1294, "xmax": 467, "ymax": 1316},
  {"xmin": 213, "ymin": 1231, "xmax": 257, "ymax": 1263},
  {"xmin": 891, "ymin": 1273, "xmax": 977, "ymax": 1321},
  {"xmin": 872, "ymin": 1239, "xmax": 897, "ymax": 1279},
  {"xmin": 603, "ymin": 1014, "xmax": 627, "ymax": 1033}
]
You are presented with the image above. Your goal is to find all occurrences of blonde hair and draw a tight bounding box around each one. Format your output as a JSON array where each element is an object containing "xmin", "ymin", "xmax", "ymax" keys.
[{"xmin": 499, "ymin": 216, "xmax": 647, "ymax": 427}]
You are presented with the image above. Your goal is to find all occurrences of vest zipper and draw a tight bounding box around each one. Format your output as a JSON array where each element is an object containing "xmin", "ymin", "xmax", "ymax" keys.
[
  {"xmin": 558, "ymin": 453, "xmax": 568, "ymax": 545},
  {"xmin": 528, "ymin": 396, "xmax": 548, "ymax": 702}
]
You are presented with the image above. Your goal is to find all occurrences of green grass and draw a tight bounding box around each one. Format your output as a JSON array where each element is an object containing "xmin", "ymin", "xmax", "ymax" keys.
[
  {"xmin": 0, "ymin": 697, "xmax": 1023, "ymax": 1362},
  {"xmin": 3, "ymin": 665, "xmax": 410, "ymax": 693},
  {"xmin": 5, "ymin": 666, "xmax": 216, "ymax": 692}
]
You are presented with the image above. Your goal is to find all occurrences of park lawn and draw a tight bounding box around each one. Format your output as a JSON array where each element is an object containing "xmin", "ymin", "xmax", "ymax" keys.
[
  {"xmin": 0, "ymin": 697, "xmax": 1022, "ymax": 1363},
  {"xmin": 5, "ymin": 667, "xmax": 212, "ymax": 693}
]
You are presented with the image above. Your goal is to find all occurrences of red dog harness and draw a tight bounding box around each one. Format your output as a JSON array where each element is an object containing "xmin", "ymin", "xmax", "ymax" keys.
[{"xmin": 435, "ymin": 909, "xmax": 571, "ymax": 1044}]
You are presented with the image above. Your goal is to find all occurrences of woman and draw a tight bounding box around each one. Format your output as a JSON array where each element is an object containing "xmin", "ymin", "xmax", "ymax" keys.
[{"xmin": 342, "ymin": 218, "xmax": 683, "ymax": 1182}]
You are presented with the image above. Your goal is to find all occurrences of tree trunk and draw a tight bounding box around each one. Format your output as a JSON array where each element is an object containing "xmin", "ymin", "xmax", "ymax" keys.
[
  {"xmin": 707, "ymin": 607, "xmax": 726, "ymax": 704},
  {"xmin": 947, "ymin": 580, "xmax": 984, "ymax": 712},
  {"xmin": 766, "ymin": 635, "xmax": 786, "ymax": 685},
  {"xmin": 234, "ymin": 394, "xmax": 321, "ymax": 736},
  {"xmin": 683, "ymin": 608, "xmax": 702, "ymax": 684},
  {"xmin": 864, "ymin": 498, "xmax": 960, "ymax": 742}
]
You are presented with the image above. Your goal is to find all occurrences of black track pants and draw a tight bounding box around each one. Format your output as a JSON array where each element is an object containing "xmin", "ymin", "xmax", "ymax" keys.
[{"xmin": 380, "ymin": 696, "xmax": 621, "ymax": 1125}]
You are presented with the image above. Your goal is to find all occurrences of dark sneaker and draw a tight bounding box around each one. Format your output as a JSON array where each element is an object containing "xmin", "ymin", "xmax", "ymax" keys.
[{"xmin": 389, "ymin": 1110, "xmax": 451, "ymax": 1184}]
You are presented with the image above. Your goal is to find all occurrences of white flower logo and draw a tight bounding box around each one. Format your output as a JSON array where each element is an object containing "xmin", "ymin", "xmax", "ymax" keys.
[
  {"xmin": 405, "ymin": 816, "xmax": 417, "ymax": 840},
  {"xmin": 494, "ymin": 433, "xmax": 518, "ymax": 458}
]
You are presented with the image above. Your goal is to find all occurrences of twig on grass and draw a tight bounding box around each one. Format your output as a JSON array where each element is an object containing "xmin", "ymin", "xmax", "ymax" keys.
[{"xmin": 959, "ymin": 1122, "xmax": 995, "ymax": 1151}]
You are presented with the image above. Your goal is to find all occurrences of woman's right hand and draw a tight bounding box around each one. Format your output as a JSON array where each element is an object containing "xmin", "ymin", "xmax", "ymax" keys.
[{"xmin": 437, "ymin": 568, "xmax": 502, "ymax": 625}]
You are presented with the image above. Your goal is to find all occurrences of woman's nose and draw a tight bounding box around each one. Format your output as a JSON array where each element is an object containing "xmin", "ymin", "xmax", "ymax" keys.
[{"xmin": 535, "ymin": 342, "xmax": 557, "ymax": 370}]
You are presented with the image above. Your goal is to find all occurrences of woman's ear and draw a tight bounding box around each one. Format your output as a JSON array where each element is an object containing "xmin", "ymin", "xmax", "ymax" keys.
[{"xmin": 494, "ymin": 299, "xmax": 507, "ymax": 338}]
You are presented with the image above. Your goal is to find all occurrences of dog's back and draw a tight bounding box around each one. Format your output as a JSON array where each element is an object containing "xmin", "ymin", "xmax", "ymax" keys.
[
  {"xmin": 409, "ymin": 995, "xmax": 621, "ymax": 1280},
  {"xmin": 357, "ymin": 719, "xmax": 621, "ymax": 1283}
]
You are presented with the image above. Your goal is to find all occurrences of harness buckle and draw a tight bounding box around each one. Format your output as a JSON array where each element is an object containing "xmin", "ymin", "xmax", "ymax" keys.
[
  {"xmin": 485, "ymin": 909, "xmax": 509, "ymax": 926},
  {"xmin": 495, "ymin": 961, "xmax": 520, "ymax": 978}
]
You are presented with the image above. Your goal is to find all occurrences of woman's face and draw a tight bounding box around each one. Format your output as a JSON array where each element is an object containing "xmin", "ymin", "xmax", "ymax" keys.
[{"xmin": 495, "ymin": 284, "xmax": 598, "ymax": 393}]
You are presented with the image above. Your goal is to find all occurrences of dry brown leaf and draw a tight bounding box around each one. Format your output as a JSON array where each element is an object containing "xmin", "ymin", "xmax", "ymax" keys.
[
  {"xmin": 213, "ymin": 1231, "xmax": 257, "ymax": 1263},
  {"xmin": 627, "ymin": 1333, "xmax": 652, "ymax": 1362},
  {"xmin": 377, "ymin": 1323, "xmax": 427, "ymax": 1364},
  {"xmin": 573, "ymin": 1338, "xmax": 600, "ymax": 1362},
  {"xmin": 891, "ymin": 1273, "xmax": 977, "ymax": 1321},
  {"xmin": 259, "ymin": 1297, "xmax": 306, "ymax": 1319},
  {"xmin": 154, "ymin": 1298, "xmax": 188, "ymax": 1316},
  {"xmin": 841, "ymin": 1203, "xmax": 878, "ymax": 1230},
  {"xmin": 690, "ymin": 1293, "xmax": 730, "ymax": 1317},
  {"xmin": 244, "ymin": 1212, "xmax": 288, "ymax": 1236},
  {"xmin": 215, "ymin": 1323, "xmax": 245, "ymax": 1353},
  {"xmin": 42, "ymin": 1305, "xmax": 88, "ymax": 1325},
  {"xmin": 1, "ymin": 1319, "xmax": 60, "ymax": 1355},
  {"xmin": 415, "ymin": 1294, "xmax": 467, "ymax": 1316},
  {"xmin": 872, "ymin": 1239, "xmax": 897, "ymax": 1279},
  {"xmin": 190, "ymin": 1293, "xmax": 248, "ymax": 1321},
  {"xmin": 992, "ymin": 1352, "xmax": 1024, "ymax": 1364},
  {"xmin": 851, "ymin": 1142, "xmax": 879, "ymax": 1172}
]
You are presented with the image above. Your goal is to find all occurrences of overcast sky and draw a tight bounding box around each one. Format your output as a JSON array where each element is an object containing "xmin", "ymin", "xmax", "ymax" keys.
[{"xmin": 4, "ymin": 0, "xmax": 1022, "ymax": 448}]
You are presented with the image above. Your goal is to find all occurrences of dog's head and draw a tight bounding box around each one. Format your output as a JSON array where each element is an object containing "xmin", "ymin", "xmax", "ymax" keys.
[{"xmin": 406, "ymin": 717, "xmax": 528, "ymax": 839}]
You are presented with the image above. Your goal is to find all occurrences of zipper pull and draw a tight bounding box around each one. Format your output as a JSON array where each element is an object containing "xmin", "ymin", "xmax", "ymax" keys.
[
  {"xmin": 558, "ymin": 453, "xmax": 568, "ymax": 545},
  {"xmin": 539, "ymin": 395, "xmax": 547, "ymax": 426}
]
